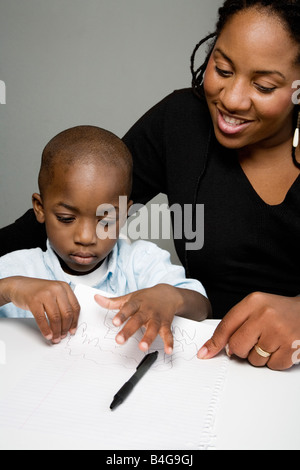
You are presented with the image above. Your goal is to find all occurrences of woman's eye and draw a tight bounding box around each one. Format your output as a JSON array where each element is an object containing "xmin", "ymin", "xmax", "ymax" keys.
[
  {"xmin": 215, "ymin": 64, "xmax": 277, "ymax": 94},
  {"xmin": 215, "ymin": 66, "xmax": 232, "ymax": 77},
  {"xmin": 254, "ymin": 83, "xmax": 277, "ymax": 94},
  {"xmin": 56, "ymin": 215, "xmax": 75, "ymax": 224}
]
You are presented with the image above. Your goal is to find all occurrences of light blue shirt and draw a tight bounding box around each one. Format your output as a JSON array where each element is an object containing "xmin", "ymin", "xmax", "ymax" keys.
[{"xmin": 0, "ymin": 239, "xmax": 207, "ymax": 318}]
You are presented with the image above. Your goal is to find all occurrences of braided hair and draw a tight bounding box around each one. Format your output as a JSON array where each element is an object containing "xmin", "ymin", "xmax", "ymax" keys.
[
  {"xmin": 191, "ymin": 0, "xmax": 300, "ymax": 95},
  {"xmin": 190, "ymin": 0, "xmax": 300, "ymax": 166}
]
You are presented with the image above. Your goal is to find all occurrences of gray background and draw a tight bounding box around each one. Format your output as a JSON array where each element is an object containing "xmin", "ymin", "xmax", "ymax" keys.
[{"xmin": 0, "ymin": 0, "xmax": 223, "ymax": 262}]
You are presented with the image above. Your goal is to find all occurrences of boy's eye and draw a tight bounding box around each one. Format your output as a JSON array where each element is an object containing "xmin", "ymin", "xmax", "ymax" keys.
[
  {"xmin": 98, "ymin": 218, "xmax": 116, "ymax": 227},
  {"xmin": 56, "ymin": 215, "xmax": 75, "ymax": 224}
]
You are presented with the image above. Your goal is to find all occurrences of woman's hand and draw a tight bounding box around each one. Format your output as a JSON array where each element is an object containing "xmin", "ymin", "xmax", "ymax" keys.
[
  {"xmin": 95, "ymin": 284, "xmax": 209, "ymax": 354},
  {"xmin": 198, "ymin": 292, "xmax": 300, "ymax": 370},
  {"xmin": 1, "ymin": 276, "xmax": 80, "ymax": 343}
]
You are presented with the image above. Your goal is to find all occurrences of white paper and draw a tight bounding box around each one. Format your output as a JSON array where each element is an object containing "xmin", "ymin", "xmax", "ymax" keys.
[{"xmin": 0, "ymin": 285, "xmax": 229, "ymax": 450}]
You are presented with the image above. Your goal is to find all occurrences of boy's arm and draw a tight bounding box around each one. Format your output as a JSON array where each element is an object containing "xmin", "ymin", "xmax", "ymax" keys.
[
  {"xmin": 0, "ymin": 277, "xmax": 12, "ymax": 307},
  {"xmin": 0, "ymin": 276, "xmax": 80, "ymax": 342},
  {"xmin": 173, "ymin": 286, "xmax": 212, "ymax": 322},
  {"xmin": 135, "ymin": 240, "xmax": 212, "ymax": 324}
]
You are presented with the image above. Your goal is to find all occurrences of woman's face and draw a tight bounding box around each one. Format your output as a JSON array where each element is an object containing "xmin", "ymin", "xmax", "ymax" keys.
[{"xmin": 204, "ymin": 8, "xmax": 300, "ymax": 150}]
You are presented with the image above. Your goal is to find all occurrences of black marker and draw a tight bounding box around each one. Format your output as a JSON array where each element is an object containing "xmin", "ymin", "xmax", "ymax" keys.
[{"xmin": 110, "ymin": 351, "xmax": 159, "ymax": 410}]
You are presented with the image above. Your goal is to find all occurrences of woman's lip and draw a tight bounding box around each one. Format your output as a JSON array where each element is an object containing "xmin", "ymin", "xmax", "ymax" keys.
[{"xmin": 217, "ymin": 108, "xmax": 252, "ymax": 135}]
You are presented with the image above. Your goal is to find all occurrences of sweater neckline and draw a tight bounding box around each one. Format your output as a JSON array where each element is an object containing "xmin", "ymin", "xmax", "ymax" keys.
[{"xmin": 233, "ymin": 156, "xmax": 300, "ymax": 209}]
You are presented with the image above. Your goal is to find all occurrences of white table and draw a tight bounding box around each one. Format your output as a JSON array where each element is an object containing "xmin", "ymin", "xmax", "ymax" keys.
[{"xmin": 0, "ymin": 319, "xmax": 299, "ymax": 450}]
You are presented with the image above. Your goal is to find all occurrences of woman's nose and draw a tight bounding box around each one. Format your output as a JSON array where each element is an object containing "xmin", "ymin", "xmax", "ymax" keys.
[{"xmin": 220, "ymin": 77, "xmax": 252, "ymax": 114}]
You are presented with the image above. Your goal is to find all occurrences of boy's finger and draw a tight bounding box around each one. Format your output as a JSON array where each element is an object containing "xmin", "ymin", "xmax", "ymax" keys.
[
  {"xmin": 138, "ymin": 318, "xmax": 162, "ymax": 352},
  {"xmin": 112, "ymin": 300, "xmax": 140, "ymax": 326},
  {"xmin": 32, "ymin": 306, "xmax": 53, "ymax": 341},
  {"xmin": 66, "ymin": 290, "xmax": 81, "ymax": 334},
  {"xmin": 115, "ymin": 312, "xmax": 146, "ymax": 345},
  {"xmin": 46, "ymin": 300, "xmax": 63, "ymax": 343},
  {"xmin": 159, "ymin": 324, "xmax": 174, "ymax": 355},
  {"xmin": 56, "ymin": 290, "xmax": 76, "ymax": 337},
  {"xmin": 94, "ymin": 293, "xmax": 131, "ymax": 311}
]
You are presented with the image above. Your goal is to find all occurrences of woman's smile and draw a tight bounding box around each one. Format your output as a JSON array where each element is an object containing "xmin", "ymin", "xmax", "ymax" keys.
[{"xmin": 217, "ymin": 107, "xmax": 253, "ymax": 135}]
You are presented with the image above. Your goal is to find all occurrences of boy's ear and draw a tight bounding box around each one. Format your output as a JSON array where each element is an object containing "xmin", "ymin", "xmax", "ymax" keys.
[
  {"xmin": 119, "ymin": 199, "xmax": 134, "ymax": 229},
  {"xmin": 127, "ymin": 199, "xmax": 133, "ymax": 214},
  {"xmin": 32, "ymin": 193, "xmax": 45, "ymax": 224}
]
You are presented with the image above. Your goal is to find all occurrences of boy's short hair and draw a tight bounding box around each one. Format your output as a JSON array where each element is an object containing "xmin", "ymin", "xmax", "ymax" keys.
[{"xmin": 38, "ymin": 125, "xmax": 133, "ymax": 197}]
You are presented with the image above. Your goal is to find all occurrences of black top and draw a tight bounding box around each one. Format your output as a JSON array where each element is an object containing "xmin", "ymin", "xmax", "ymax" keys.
[{"xmin": 1, "ymin": 88, "xmax": 300, "ymax": 318}]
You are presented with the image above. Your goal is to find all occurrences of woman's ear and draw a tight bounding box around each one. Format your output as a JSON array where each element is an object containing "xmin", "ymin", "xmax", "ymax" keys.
[{"xmin": 32, "ymin": 193, "xmax": 45, "ymax": 224}]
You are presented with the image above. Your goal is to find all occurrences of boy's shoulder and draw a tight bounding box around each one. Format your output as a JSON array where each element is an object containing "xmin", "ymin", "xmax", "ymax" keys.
[
  {"xmin": 0, "ymin": 247, "xmax": 47, "ymax": 277},
  {"xmin": 116, "ymin": 238, "xmax": 173, "ymax": 272},
  {"xmin": 117, "ymin": 238, "xmax": 166, "ymax": 257},
  {"xmin": 0, "ymin": 246, "xmax": 44, "ymax": 262}
]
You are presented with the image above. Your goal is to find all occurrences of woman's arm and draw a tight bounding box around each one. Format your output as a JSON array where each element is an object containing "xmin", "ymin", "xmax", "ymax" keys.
[{"xmin": 0, "ymin": 209, "xmax": 47, "ymax": 256}]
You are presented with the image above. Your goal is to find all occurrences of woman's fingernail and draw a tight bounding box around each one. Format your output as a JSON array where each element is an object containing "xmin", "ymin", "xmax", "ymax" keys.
[
  {"xmin": 225, "ymin": 344, "xmax": 232, "ymax": 358},
  {"xmin": 113, "ymin": 317, "xmax": 121, "ymax": 327},
  {"xmin": 198, "ymin": 346, "xmax": 208, "ymax": 359}
]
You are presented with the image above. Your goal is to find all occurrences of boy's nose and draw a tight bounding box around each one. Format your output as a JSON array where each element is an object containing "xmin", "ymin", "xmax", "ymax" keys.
[{"xmin": 74, "ymin": 220, "xmax": 97, "ymax": 246}]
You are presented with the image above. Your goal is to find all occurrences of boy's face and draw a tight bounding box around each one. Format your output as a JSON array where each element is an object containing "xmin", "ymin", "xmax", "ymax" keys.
[{"xmin": 33, "ymin": 161, "xmax": 132, "ymax": 275}]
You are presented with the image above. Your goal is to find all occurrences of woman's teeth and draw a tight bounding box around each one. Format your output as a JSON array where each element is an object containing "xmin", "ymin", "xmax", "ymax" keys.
[{"xmin": 222, "ymin": 113, "xmax": 247, "ymax": 126}]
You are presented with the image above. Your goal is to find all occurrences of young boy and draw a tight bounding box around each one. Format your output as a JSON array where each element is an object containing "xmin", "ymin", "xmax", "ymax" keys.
[{"xmin": 0, "ymin": 126, "xmax": 210, "ymax": 353}]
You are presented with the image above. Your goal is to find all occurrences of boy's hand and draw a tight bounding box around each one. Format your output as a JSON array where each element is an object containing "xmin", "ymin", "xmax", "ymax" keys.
[
  {"xmin": 95, "ymin": 284, "xmax": 209, "ymax": 354},
  {"xmin": 3, "ymin": 276, "xmax": 80, "ymax": 343},
  {"xmin": 95, "ymin": 284, "xmax": 179, "ymax": 354}
]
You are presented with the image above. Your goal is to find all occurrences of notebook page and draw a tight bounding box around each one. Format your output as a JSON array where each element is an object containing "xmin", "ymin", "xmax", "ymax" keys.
[{"xmin": 0, "ymin": 284, "xmax": 229, "ymax": 450}]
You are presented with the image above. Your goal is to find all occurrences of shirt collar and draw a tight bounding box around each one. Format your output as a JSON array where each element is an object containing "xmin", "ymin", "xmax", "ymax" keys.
[
  {"xmin": 45, "ymin": 239, "xmax": 120, "ymax": 283},
  {"xmin": 44, "ymin": 240, "xmax": 70, "ymax": 282}
]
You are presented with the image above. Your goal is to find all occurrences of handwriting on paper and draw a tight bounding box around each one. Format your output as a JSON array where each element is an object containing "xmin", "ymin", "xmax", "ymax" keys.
[{"xmin": 63, "ymin": 306, "xmax": 200, "ymax": 371}]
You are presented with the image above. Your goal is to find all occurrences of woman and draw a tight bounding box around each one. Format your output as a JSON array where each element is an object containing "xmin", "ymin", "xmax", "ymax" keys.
[{"xmin": 1, "ymin": 0, "xmax": 300, "ymax": 370}]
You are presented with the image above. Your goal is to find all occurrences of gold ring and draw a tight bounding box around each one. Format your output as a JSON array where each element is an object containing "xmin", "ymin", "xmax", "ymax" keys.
[{"xmin": 254, "ymin": 344, "xmax": 272, "ymax": 358}]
